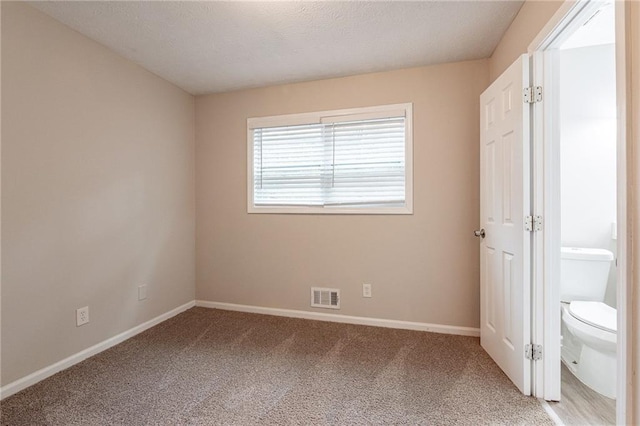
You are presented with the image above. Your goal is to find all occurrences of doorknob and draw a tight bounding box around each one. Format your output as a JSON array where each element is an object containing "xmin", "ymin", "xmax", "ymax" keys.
[{"xmin": 474, "ymin": 229, "xmax": 486, "ymax": 239}]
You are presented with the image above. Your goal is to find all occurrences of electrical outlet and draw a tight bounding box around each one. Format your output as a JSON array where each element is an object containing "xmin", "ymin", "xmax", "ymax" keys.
[
  {"xmin": 76, "ymin": 306, "xmax": 89, "ymax": 327},
  {"xmin": 362, "ymin": 283, "xmax": 372, "ymax": 298},
  {"xmin": 138, "ymin": 285, "xmax": 148, "ymax": 301}
]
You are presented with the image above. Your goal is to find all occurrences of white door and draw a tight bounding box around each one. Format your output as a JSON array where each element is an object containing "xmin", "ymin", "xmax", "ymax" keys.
[{"xmin": 479, "ymin": 54, "xmax": 532, "ymax": 395}]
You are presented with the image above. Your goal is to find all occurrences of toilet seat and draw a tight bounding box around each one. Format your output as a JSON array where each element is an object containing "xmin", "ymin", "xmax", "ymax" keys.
[
  {"xmin": 569, "ymin": 301, "xmax": 616, "ymax": 333},
  {"xmin": 561, "ymin": 304, "xmax": 617, "ymax": 398}
]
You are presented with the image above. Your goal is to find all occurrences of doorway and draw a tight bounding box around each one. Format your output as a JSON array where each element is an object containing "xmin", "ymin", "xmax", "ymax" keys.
[
  {"xmin": 545, "ymin": 2, "xmax": 617, "ymax": 424},
  {"xmin": 528, "ymin": 0, "xmax": 627, "ymax": 424}
]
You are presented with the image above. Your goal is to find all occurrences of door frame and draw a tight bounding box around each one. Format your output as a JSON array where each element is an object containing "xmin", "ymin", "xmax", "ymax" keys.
[{"xmin": 528, "ymin": 0, "xmax": 629, "ymax": 422}]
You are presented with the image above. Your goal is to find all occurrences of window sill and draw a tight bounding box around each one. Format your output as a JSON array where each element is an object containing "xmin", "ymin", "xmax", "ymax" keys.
[{"xmin": 247, "ymin": 205, "xmax": 413, "ymax": 215}]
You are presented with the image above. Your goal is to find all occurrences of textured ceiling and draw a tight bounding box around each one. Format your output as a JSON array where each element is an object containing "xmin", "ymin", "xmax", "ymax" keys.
[{"xmin": 30, "ymin": 1, "xmax": 524, "ymax": 95}]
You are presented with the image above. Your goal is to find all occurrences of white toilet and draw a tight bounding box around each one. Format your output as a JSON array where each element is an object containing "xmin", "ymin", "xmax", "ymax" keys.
[{"xmin": 560, "ymin": 247, "xmax": 616, "ymax": 399}]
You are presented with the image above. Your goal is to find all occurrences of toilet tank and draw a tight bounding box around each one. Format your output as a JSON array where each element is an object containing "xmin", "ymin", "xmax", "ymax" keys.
[{"xmin": 560, "ymin": 247, "xmax": 614, "ymax": 303}]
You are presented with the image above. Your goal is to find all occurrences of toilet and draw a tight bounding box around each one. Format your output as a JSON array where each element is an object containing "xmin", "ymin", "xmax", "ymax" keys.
[{"xmin": 560, "ymin": 247, "xmax": 616, "ymax": 399}]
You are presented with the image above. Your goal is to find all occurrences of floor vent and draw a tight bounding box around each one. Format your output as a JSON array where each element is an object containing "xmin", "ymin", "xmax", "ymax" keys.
[{"xmin": 311, "ymin": 287, "xmax": 340, "ymax": 309}]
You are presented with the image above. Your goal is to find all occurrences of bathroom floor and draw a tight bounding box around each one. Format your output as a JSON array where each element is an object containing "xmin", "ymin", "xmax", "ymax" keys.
[{"xmin": 548, "ymin": 364, "xmax": 616, "ymax": 425}]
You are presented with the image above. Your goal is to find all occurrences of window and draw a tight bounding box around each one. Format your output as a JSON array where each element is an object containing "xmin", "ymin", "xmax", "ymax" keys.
[{"xmin": 247, "ymin": 103, "xmax": 413, "ymax": 214}]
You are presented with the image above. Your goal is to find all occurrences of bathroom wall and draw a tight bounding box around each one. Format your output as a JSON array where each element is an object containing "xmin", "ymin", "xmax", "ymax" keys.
[{"xmin": 559, "ymin": 44, "xmax": 617, "ymax": 307}]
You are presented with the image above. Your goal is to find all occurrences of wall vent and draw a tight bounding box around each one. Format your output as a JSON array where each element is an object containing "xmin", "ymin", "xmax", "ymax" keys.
[{"xmin": 311, "ymin": 287, "xmax": 340, "ymax": 309}]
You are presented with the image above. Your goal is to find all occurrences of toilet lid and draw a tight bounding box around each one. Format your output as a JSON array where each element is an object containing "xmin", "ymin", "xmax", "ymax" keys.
[{"xmin": 569, "ymin": 301, "xmax": 616, "ymax": 333}]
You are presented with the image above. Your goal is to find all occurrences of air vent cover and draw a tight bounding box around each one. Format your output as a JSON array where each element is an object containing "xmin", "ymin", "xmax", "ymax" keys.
[{"xmin": 311, "ymin": 287, "xmax": 340, "ymax": 309}]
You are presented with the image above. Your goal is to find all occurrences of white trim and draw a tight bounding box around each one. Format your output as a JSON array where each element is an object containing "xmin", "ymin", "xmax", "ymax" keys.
[
  {"xmin": 248, "ymin": 205, "xmax": 413, "ymax": 215},
  {"xmin": 195, "ymin": 300, "xmax": 480, "ymax": 337},
  {"xmin": 539, "ymin": 399, "xmax": 565, "ymax": 426},
  {"xmin": 528, "ymin": 1, "xmax": 586, "ymax": 52},
  {"xmin": 1, "ymin": 299, "xmax": 480, "ymax": 401},
  {"xmin": 246, "ymin": 103, "xmax": 411, "ymax": 129},
  {"xmin": 246, "ymin": 103, "xmax": 413, "ymax": 215},
  {"xmin": 530, "ymin": 49, "xmax": 548, "ymax": 399},
  {"xmin": 320, "ymin": 109, "xmax": 407, "ymax": 124},
  {"xmin": 614, "ymin": 1, "xmax": 630, "ymax": 422},
  {"xmin": 530, "ymin": 47, "xmax": 564, "ymax": 401},
  {"xmin": 0, "ymin": 301, "xmax": 195, "ymax": 400}
]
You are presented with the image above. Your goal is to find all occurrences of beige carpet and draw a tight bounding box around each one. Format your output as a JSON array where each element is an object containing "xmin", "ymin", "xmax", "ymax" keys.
[{"xmin": 1, "ymin": 307, "xmax": 552, "ymax": 425}]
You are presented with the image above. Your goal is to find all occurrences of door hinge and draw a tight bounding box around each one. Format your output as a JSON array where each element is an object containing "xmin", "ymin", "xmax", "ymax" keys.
[
  {"xmin": 523, "ymin": 86, "xmax": 543, "ymax": 103},
  {"xmin": 524, "ymin": 215, "xmax": 542, "ymax": 232},
  {"xmin": 525, "ymin": 343, "xmax": 543, "ymax": 361}
]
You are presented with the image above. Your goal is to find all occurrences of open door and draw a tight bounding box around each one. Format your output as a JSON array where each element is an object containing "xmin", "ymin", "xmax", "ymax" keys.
[{"xmin": 478, "ymin": 54, "xmax": 532, "ymax": 395}]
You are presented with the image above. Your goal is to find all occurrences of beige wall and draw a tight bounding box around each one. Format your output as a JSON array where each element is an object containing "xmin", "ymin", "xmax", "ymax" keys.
[
  {"xmin": 1, "ymin": 2, "xmax": 195, "ymax": 385},
  {"xmin": 489, "ymin": 0, "xmax": 563, "ymax": 80},
  {"xmin": 196, "ymin": 60, "xmax": 489, "ymax": 328}
]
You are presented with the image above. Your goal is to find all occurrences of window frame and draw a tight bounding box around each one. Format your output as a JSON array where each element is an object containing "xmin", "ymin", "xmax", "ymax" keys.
[{"xmin": 247, "ymin": 103, "xmax": 413, "ymax": 215}]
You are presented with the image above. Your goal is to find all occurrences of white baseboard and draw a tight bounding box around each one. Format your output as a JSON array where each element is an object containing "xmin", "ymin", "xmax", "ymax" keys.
[
  {"xmin": 539, "ymin": 399, "xmax": 565, "ymax": 426},
  {"xmin": 0, "ymin": 300, "xmax": 195, "ymax": 400},
  {"xmin": 195, "ymin": 300, "xmax": 480, "ymax": 337},
  {"xmin": 2, "ymin": 300, "xmax": 479, "ymax": 400}
]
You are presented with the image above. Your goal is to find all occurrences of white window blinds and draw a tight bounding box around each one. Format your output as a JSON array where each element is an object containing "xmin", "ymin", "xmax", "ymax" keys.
[{"xmin": 249, "ymin": 104, "xmax": 412, "ymax": 213}]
